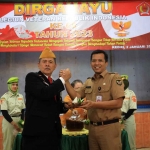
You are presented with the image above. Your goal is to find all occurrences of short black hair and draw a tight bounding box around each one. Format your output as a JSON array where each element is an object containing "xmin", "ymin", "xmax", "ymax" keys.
[
  {"xmin": 90, "ymin": 50, "xmax": 108, "ymax": 62},
  {"xmin": 123, "ymin": 79, "xmax": 129, "ymax": 90},
  {"xmin": 71, "ymin": 79, "xmax": 83, "ymax": 88}
]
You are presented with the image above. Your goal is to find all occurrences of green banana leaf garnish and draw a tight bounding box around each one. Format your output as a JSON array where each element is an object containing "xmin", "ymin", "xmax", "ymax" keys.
[
  {"xmin": 77, "ymin": 98, "xmax": 84, "ymax": 105},
  {"xmin": 18, "ymin": 119, "xmax": 24, "ymax": 128}
]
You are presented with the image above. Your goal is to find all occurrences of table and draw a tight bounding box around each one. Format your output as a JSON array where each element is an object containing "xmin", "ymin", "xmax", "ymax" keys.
[
  {"xmin": 61, "ymin": 128, "xmax": 89, "ymax": 150},
  {"xmin": 12, "ymin": 128, "xmax": 89, "ymax": 150},
  {"xmin": 121, "ymin": 129, "xmax": 131, "ymax": 150},
  {"xmin": 13, "ymin": 129, "xmax": 130, "ymax": 150},
  {"xmin": 13, "ymin": 132, "xmax": 22, "ymax": 150}
]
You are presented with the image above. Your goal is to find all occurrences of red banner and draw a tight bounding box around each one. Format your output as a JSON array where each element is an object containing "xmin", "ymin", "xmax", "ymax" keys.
[{"xmin": 0, "ymin": 1, "xmax": 150, "ymax": 52}]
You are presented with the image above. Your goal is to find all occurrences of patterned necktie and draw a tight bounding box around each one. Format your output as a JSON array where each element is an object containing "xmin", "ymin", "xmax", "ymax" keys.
[{"xmin": 48, "ymin": 76, "xmax": 56, "ymax": 101}]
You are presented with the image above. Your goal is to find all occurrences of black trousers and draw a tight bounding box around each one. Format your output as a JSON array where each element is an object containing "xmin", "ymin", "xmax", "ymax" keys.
[{"xmin": 21, "ymin": 135, "xmax": 61, "ymax": 150}]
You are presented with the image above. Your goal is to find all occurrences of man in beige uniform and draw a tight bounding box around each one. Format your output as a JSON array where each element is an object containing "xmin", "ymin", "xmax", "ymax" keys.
[{"xmin": 60, "ymin": 50, "xmax": 125, "ymax": 150}]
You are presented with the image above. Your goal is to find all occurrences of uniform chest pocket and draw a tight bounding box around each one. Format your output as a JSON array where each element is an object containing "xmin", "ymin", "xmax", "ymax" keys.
[
  {"xmin": 123, "ymin": 99, "xmax": 129, "ymax": 107},
  {"xmin": 98, "ymin": 84, "xmax": 111, "ymax": 101},
  {"xmin": 99, "ymin": 86, "xmax": 110, "ymax": 93},
  {"xmin": 85, "ymin": 88, "xmax": 92, "ymax": 93},
  {"xmin": 16, "ymin": 100, "xmax": 23, "ymax": 107},
  {"xmin": 85, "ymin": 88, "xmax": 93, "ymax": 99},
  {"xmin": 7, "ymin": 101, "xmax": 15, "ymax": 109}
]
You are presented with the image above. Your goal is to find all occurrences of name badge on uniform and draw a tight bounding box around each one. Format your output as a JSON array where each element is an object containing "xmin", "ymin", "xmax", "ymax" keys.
[
  {"xmin": 18, "ymin": 98, "xmax": 22, "ymax": 100},
  {"xmin": 96, "ymin": 96, "xmax": 102, "ymax": 102},
  {"xmin": 86, "ymin": 86, "xmax": 91, "ymax": 88}
]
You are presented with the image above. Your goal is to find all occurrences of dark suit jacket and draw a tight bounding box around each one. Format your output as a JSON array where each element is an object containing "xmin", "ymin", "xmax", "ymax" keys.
[{"xmin": 22, "ymin": 71, "xmax": 67, "ymax": 137}]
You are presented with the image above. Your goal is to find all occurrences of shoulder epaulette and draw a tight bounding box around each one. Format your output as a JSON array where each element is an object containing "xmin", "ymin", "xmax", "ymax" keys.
[
  {"xmin": 1, "ymin": 92, "xmax": 10, "ymax": 99},
  {"xmin": 1, "ymin": 97, "xmax": 5, "ymax": 100},
  {"xmin": 108, "ymin": 72, "xmax": 117, "ymax": 74},
  {"xmin": 3, "ymin": 92, "xmax": 9, "ymax": 95},
  {"xmin": 129, "ymin": 90, "xmax": 134, "ymax": 94}
]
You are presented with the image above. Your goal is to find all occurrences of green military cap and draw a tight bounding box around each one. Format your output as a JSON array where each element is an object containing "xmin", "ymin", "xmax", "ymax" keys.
[
  {"xmin": 121, "ymin": 74, "xmax": 128, "ymax": 80},
  {"xmin": 7, "ymin": 77, "xmax": 19, "ymax": 84}
]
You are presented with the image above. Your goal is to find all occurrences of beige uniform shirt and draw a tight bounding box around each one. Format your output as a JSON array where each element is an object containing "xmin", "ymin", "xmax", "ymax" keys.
[
  {"xmin": 78, "ymin": 70, "xmax": 125, "ymax": 122},
  {"xmin": 121, "ymin": 88, "xmax": 137, "ymax": 113},
  {"xmin": 0, "ymin": 91, "xmax": 25, "ymax": 116}
]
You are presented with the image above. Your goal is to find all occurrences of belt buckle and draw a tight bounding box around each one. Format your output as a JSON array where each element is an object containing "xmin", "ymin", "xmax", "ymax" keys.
[{"xmin": 93, "ymin": 122, "xmax": 98, "ymax": 126}]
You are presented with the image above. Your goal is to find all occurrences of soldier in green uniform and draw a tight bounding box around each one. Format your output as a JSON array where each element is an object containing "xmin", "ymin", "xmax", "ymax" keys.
[
  {"xmin": 60, "ymin": 50, "xmax": 125, "ymax": 150},
  {"xmin": 0, "ymin": 77, "xmax": 25, "ymax": 150}
]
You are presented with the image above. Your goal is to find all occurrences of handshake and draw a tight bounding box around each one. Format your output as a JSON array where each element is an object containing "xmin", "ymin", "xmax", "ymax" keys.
[{"xmin": 59, "ymin": 68, "xmax": 71, "ymax": 82}]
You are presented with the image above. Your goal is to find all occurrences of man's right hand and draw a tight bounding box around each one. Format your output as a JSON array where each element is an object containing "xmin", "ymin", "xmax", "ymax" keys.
[
  {"xmin": 79, "ymin": 100, "xmax": 94, "ymax": 110},
  {"xmin": 59, "ymin": 68, "xmax": 71, "ymax": 82}
]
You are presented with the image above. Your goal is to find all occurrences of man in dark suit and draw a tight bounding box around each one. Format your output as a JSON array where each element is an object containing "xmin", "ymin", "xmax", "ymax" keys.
[{"xmin": 22, "ymin": 47, "xmax": 71, "ymax": 150}]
